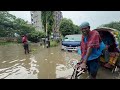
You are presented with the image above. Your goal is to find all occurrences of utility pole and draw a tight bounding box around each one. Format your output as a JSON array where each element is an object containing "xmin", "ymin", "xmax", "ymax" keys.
[
  {"xmin": 46, "ymin": 16, "xmax": 47, "ymax": 37},
  {"xmin": 45, "ymin": 12, "xmax": 49, "ymax": 48}
]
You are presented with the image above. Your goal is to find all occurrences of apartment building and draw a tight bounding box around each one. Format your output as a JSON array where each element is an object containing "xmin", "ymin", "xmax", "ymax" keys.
[
  {"xmin": 30, "ymin": 11, "xmax": 43, "ymax": 32},
  {"xmin": 30, "ymin": 11, "xmax": 63, "ymax": 36},
  {"xmin": 53, "ymin": 11, "xmax": 63, "ymax": 38}
]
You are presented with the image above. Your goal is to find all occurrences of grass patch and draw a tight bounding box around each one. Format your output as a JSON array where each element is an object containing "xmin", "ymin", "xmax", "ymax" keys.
[
  {"xmin": 0, "ymin": 42, "xmax": 18, "ymax": 46},
  {"xmin": 50, "ymin": 40, "xmax": 59, "ymax": 47}
]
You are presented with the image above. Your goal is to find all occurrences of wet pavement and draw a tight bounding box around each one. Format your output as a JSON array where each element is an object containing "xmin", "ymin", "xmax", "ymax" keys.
[{"xmin": 0, "ymin": 43, "xmax": 120, "ymax": 79}]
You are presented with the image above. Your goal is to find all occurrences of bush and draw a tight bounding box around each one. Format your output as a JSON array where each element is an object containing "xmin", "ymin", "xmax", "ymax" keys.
[
  {"xmin": 50, "ymin": 40, "xmax": 59, "ymax": 47},
  {"xmin": 28, "ymin": 31, "xmax": 46, "ymax": 43},
  {"xmin": 56, "ymin": 39, "xmax": 60, "ymax": 43},
  {"xmin": 17, "ymin": 37, "xmax": 22, "ymax": 43}
]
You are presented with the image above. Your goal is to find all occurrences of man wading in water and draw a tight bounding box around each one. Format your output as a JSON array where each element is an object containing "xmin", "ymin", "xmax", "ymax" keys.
[
  {"xmin": 79, "ymin": 22, "xmax": 105, "ymax": 79},
  {"xmin": 22, "ymin": 34, "xmax": 29, "ymax": 54}
]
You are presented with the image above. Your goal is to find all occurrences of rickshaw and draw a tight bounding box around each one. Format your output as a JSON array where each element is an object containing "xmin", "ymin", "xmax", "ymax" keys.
[
  {"xmin": 71, "ymin": 27, "xmax": 120, "ymax": 79},
  {"xmin": 95, "ymin": 27, "xmax": 120, "ymax": 72}
]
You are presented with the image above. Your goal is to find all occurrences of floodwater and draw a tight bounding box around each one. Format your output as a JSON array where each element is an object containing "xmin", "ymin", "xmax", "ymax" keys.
[{"xmin": 0, "ymin": 43, "xmax": 120, "ymax": 79}]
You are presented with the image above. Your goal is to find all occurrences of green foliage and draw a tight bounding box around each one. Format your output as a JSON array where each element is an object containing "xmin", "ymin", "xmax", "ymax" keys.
[
  {"xmin": 73, "ymin": 25, "xmax": 81, "ymax": 34},
  {"xmin": 28, "ymin": 31, "xmax": 46, "ymax": 43},
  {"xmin": 0, "ymin": 11, "xmax": 46, "ymax": 43},
  {"xmin": 99, "ymin": 21, "xmax": 120, "ymax": 48},
  {"xmin": 100, "ymin": 21, "xmax": 120, "ymax": 31},
  {"xmin": 59, "ymin": 18, "xmax": 81, "ymax": 37},
  {"xmin": 17, "ymin": 37, "xmax": 22, "ymax": 43},
  {"xmin": 59, "ymin": 18, "xmax": 74, "ymax": 36},
  {"xmin": 50, "ymin": 40, "xmax": 59, "ymax": 47},
  {"xmin": 0, "ymin": 11, "xmax": 36, "ymax": 38},
  {"xmin": 41, "ymin": 11, "xmax": 54, "ymax": 36}
]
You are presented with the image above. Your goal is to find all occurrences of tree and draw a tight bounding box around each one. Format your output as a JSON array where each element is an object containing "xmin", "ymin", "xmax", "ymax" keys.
[
  {"xmin": 59, "ymin": 18, "xmax": 81, "ymax": 37},
  {"xmin": 0, "ymin": 11, "xmax": 36, "ymax": 38},
  {"xmin": 0, "ymin": 11, "xmax": 17, "ymax": 37},
  {"xmin": 28, "ymin": 31, "xmax": 46, "ymax": 42},
  {"xmin": 99, "ymin": 21, "xmax": 120, "ymax": 31},
  {"xmin": 41, "ymin": 11, "xmax": 54, "ymax": 37},
  {"xmin": 73, "ymin": 25, "xmax": 81, "ymax": 34},
  {"xmin": 0, "ymin": 11, "xmax": 55, "ymax": 43}
]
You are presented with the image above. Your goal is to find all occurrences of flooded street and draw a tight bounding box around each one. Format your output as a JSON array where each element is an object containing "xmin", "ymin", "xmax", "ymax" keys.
[{"xmin": 0, "ymin": 44, "xmax": 120, "ymax": 79}]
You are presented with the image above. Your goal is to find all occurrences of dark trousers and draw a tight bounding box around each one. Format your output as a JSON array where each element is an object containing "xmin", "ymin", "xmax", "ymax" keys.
[
  {"xmin": 86, "ymin": 57, "xmax": 100, "ymax": 79},
  {"xmin": 23, "ymin": 43, "xmax": 29, "ymax": 54}
]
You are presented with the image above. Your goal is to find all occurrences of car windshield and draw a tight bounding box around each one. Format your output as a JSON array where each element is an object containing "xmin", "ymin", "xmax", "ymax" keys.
[{"xmin": 63, "ymin": 35, "xmax": 82, "ymax": 41}]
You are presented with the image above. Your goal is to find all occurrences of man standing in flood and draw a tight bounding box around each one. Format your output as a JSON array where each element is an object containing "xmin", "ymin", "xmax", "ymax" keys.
[
  {"xmin": 22, "ymin": 34, "xmax": 29, "ymax": 54},
  {"xmin": 79, "ymin": 22, "xmax": 105, "ymax": 79}
]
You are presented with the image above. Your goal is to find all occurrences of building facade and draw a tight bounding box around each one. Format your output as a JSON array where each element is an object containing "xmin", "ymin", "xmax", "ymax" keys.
[
  {"xmin": 53, "ymin": 11, "xmax": 63, "ymax": 38},
  {"xmin": 30, "ymin": 11, "xmax": 63, "ymax": 37},
  {"xmin": 30, "ymin": 11, "xmax": 43, "ymax": 32}
]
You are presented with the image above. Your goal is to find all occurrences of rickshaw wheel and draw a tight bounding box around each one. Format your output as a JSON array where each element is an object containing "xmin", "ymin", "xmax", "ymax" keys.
[
  {"xmin": 115, "ymin": 56, "xmax": 120, "ymax": 67},
  {"xmin": 111, "ymin": 56, "xmax": 120, "ymax": 73}
]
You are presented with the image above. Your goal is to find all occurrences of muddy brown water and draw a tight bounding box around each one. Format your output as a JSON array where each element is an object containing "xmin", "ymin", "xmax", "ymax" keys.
[{"xmin": 0, "ymin": 44, "xmax": 120, "ymax": 79}]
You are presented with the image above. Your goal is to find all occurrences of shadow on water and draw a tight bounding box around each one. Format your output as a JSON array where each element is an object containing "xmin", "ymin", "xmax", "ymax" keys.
[{"xmin": 0, "ymin": 44, "xmax": 120, "ymax": 79}]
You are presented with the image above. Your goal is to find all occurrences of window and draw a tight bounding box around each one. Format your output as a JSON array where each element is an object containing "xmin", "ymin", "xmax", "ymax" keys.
[
  {"xmin": 31, "ymin": 18, "xmax": 33, "ymax": 22},
  {"xmin": 31, "ymin": 14, "xmax": 33, "ymax": 16}
]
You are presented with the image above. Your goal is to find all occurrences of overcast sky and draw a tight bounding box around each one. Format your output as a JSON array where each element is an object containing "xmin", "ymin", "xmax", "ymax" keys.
[{"xmin": 9, "ymin": 11, "xmax": 120, "ymax": 29}]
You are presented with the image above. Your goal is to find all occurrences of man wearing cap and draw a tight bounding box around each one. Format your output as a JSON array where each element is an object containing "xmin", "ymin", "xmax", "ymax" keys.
[{"xmin": 79, "ymin": 22, "xmax": 105, "ymax": 79}]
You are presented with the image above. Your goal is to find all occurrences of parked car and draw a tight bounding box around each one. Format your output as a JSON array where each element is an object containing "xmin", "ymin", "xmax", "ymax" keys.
[{"xmin": 61, "ymin": 34, "xmax": 82, "ymax": 51}]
